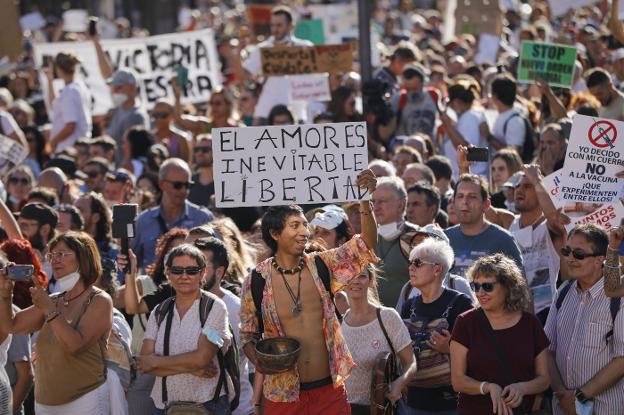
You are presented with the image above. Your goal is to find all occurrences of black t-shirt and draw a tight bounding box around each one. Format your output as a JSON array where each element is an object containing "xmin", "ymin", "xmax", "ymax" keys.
[
  {"xmin": 188, "ymin": 173, "xmax": 215, "ymax": 208},
  {"xmin": 400, "ymin": 288, "xmax": 474, "ymax": 411},
  {"xmin": 143, "ymin": 282, "xmax": 175, "ymax": 312}
]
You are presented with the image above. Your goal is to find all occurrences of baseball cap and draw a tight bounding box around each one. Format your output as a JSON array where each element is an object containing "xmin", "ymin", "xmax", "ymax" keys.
[
  {"xmin": 418, "ymin": 224, "xmax": 450, "ymax": 245},
  {"xmin": 20, "ymin": 203, "xmax": 59, "ymax": 228},
  {"xmin": 503, "ymin": 171, "xmax": 525, "ymax": 189},
  {"xmin": 106, "ymin": 169, "xmax": 134, "ymax": 184},
  {"xmin": 402, "ymin": 63, "xmax": 427, "ymax": 80},
  {"xmin": 46, "ymin": 155, "xmax": 86, "ymax": 180},
  {"xmin": 107, "ymin": 69, "xmax": 138, "ymax": 87}
]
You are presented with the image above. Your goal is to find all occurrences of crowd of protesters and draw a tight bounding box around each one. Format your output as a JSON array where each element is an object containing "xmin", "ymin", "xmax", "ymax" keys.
[{"xmin": 0, "ymin": 0, "xmax": 623, "ymax": 415}]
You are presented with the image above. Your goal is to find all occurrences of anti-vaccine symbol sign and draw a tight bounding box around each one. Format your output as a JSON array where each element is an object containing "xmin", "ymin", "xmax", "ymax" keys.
[{"xmin": 559, "ymin": 115, "xmax": 624, "ymax": 204}]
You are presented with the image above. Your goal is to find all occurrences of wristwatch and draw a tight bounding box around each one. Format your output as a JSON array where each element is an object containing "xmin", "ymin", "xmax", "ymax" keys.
[{"xmin": 575, "ymin": 388, "xmax": 592, "ymax": 404}]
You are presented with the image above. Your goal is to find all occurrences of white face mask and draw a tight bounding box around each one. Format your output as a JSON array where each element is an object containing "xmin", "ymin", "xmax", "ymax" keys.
[
  {"xmin": 57, "ymin": 270, "xmax": 81, "ymax": 293},
  {"xmin": 111, "ymin": 92, "xmax": 128, "ymax": 107},
  {"xmin": 378, "ymin": 222, "xmax": 400, "ymax": 239}
]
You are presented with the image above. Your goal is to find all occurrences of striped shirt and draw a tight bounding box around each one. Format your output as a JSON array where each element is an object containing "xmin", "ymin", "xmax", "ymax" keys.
[{"xmin": 544, "ymin": 278, "xmax": 624, "ymax": 414}]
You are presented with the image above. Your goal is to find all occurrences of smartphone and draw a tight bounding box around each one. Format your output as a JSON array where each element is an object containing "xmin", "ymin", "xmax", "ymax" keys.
[
  {"xmin": 7, "ymin": 265, "xmax": 34, "ymax": 281},
  {"xmin": 467, "ymin": 147, "xmax": 489, "ymax": 162},
  {"xmin": 88, "ymin": 17, "xmax": 99, "ymax": 36},
  {"xmin": 112, "ymin": 204, "xmax": 138, "ymax": 272},
  {"xmin": 175, "ymin": 66, "xmax": 189, "ymax": 87}
]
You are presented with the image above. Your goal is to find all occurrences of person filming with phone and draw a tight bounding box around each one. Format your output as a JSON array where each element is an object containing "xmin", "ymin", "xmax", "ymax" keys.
[{"xmin": 0, "ymin": 231, "xmax": 113, "ymax": 414}]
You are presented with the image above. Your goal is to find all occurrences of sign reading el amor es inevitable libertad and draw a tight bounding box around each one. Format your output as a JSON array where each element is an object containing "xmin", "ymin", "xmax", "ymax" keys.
[{"xmin": 213, "ymin": 122, "xmax": 369, "ymax": 207}]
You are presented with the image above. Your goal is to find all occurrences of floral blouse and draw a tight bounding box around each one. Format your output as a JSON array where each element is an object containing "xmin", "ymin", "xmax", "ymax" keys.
[{"xmin": 239, "ymin": 235, "xmax": 378, "ymax": 402}]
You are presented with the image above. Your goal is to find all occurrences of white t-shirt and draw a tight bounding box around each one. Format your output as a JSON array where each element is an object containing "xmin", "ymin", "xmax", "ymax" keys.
[
  {"xmin": 443, "ymin": 108, "xmax": 489, "ymax": 178},
  {"xmin": 50, "ymin": 80, "xmax": 92, "ymax": 154},
  {"xmin": 341, "ymin": 307, "xmax": 412, "ymax": 406},
  {"xmin": 492, "ymin": 107, "xmax": 526, "ymax": 149},
  {"xmin": 509, "ymin": 218, "xmax": 559, "ymax": 314},
  {"xmin": 221, "ymin": 289, "xmax": 254, "ymax": 415},
  {"xmin": 0, "ymin": 111, "xmax": 18, "ymax": 136},
  {"xmin": 243, "ymin": 36, "xmax": 313, "ymax": 119},
  {"xmin": 144, "ymin": 294, "xmax": 232, "ymax": 409}
]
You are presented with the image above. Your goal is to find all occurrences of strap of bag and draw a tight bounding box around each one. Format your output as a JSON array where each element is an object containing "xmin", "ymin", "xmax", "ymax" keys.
[
  {"xmin": 376, "ymin": 307, "xmax": 396, "ymax": 356},
  {"xmin": 251, "ymin": 269, "xmax": 265, "ymax": 335},
  {"xmin": 72, "ymin": 289, "xmax": 99, "ymax": 328},
  {"xmin": 477, "ymin": 308, "xmax": 514, "ymax": 387},
  {"xmin": 161, "ymin": 300, "xmax": 175, "ymax": 404}
]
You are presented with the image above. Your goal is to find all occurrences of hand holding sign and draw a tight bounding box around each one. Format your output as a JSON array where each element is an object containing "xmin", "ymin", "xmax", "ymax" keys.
[
  {"xmin": 608, "ymin": 223, "xmax": 624, "ymax": 251},
  {"xmin": 522, "ymin": 164, "xmax": 544, "ymax": 185},
  {"xmin": 356, "ymin": 169, "xmax": 377, "ymax": 195}
]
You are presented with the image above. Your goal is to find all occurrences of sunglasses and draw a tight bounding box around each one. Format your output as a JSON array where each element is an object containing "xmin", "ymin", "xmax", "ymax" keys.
[
  {"xmin": 8, "ymin": 177, "xmax": 29, "ymax": 185},
  {"xmin": 152, "ymin": 112, "xmax": 171, "ymax": 119},
  {"xmin": 470, "ymin": 281, "xmax": 498, "ymax": 293},
  {"xmin": 164, "ymin": 180, "xmax": 194, "ymax": 190},
  {"xmin": 560, "ymin": 246, "xmax": 602, "ymax": 260},
  {"xmin": 194, "ymin": 146, "xmax": 212, "ymax": 154},
  {"xmin": 107, "ymin": 171, "xmax": 131, "ymax": 182},
  {"xmin": 169, "ymin": 266, "xmax": 203, "ymax": 276},
  {"xmin": 408, "ymin": 258, "xmax": 437, "ymax": 268},
  {"xmin": 83, "ymin": 170, "xmax": 100, "ymax": 178}
]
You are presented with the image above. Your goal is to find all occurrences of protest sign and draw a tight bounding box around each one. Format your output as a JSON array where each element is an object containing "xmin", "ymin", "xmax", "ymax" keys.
[
  {"xmin": 260, "ymin": 44, "xmax": 352, "ymax": 76},
  {"xmin": 295, "ymin": 19, "xmax": 325, "ymax": 45},
  {"xmin": 213, "ymin": 122, "xmax": 369, "ymax": 207},
  {"xmin": 559, "ymin": 115, "xmax": 624, "ymax": 205},
  {"xmin": 543, "ymin": 170, "xmax": 604, "ymax": 218},
  {"xmin": 518, "ymin": 41, "xmax": 577, "ymax": 88},
  {"xmin": 455, "ymin": 0, "xmax": 501, "ymax": 36},
  {"xmin": 304, "ymin": 3, "xmax": 358, "ymax": 44},
  {"xmin": 0, "ymin": 0, "xmax": 24, "ymax": 61},
  {"xmin": 0, "ymin": 135, "xmax": 27, "ymax": 179},
  {"xmin": 289, "ymin": 74, "xmax": 331, "ymax": 102},
  {"xmin": 247, "ymin": 4, "xmax": 273, "ymax": 38},
  {"xmin": 564, "ymin": 201, "xmax": 624, "ymax": 232},
  {"xmin": 33, "ymin": 29, "xmax": 221, "ymax": 114}
]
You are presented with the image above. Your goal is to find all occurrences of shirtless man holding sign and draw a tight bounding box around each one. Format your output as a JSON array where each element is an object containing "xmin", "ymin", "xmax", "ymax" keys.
[{"xmin": 240, "ymin": 169, "xmax": 378, "ymax": 414}]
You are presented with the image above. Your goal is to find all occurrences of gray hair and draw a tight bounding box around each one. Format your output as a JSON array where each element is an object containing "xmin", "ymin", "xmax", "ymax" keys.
[
  {"xmin": 376, "ymin": 176, "xmax": 407, "ymax": 201},
  {"xmin": 409, "ymin": 237, "xmax": 454, "ymax": 276},
  {"xmin": 164, "ymin": 243, "xmax": 207, "ymax": 269},
  {"xmin": 159, "ymin": 157, "xmax": 191, "ymax": 180},
  {"xmin": 368, "ymin": 159, "xmax": 397, "ymax": 177}
]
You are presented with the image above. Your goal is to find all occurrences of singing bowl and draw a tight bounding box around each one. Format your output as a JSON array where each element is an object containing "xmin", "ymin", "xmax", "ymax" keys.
[{"xmin": 255, "ymin": 336, "xmax": 301, "ymax": 374}]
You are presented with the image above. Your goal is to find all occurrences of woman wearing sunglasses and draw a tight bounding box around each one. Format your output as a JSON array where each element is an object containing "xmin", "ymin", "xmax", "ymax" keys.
[
  {"xmin": 450, "ymin": 254, "xmax": 550, "ymax": 415},
  {"xmin": 138, "ymin": 244, "xmax": 232, "ymax": 414},
  {"xmin": 400, "ymin": 237, "xmax": 474, "ymax": 415},
  {"xmin": 341, "ymin": 265, "xmax": 416, "ymax": 414}
]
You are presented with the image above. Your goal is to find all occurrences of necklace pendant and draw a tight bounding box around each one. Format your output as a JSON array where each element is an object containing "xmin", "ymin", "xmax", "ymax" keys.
[
  {"xmin": 63, "ymin": 299, "xmax": 69, "ymax": 306},
  {"xmin": 293, "ymin": 303, "xmax": 302, "ymax": 316}
]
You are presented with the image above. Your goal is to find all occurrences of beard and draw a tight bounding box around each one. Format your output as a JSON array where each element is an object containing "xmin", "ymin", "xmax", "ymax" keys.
[
  {"xmin": 202, "ymin": 273, "xmax": 217, "ymax": 291},
  {"xmin": 30, "ymin": 232, "xmax": 46, "ymax": 252}
]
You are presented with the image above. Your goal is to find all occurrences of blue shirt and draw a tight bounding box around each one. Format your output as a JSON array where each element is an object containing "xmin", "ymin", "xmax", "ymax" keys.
[
  {"xmin": 131, "ymin": 200, "xmax": 214, "ymax": 269},
  {"xmin": 445, "ymin": 223, "xmax": 524, "ymax": 277}
]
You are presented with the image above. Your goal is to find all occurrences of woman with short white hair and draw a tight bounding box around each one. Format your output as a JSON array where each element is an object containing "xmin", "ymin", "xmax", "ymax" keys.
[{"xmin": 400, "ymin": 238, "xmax": 474, "ymax": 414}]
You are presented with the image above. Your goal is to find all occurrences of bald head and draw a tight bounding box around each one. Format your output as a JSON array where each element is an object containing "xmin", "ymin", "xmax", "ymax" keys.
[{"xmin": 38, "ymin": 167, "xmax": 67, "ymax": 197}]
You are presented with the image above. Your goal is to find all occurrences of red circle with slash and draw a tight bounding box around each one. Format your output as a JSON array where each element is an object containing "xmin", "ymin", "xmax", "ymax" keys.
[{"xmin": 588, "ymin": 120, "xmax": 617, "ymax": 148}]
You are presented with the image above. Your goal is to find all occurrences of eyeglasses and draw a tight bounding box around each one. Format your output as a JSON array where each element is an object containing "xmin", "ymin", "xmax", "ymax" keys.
[
  {"xmin": 164, "ymin": 180, "xmax": 194, "ymax": 190},
  {"xmin": 83, "ymin": 170, "xmax": 100, "ymax": 178},
  {"xmin": 470, "ymin": 281, "xmax": 498, "ymax": 293},
  {"xmin": 169, "ymin": 266, "xmax": 204, "ymax": 276},
  {"xmin": 45, "ymin": 251, "xmax": 75, "ymax": 262},
  {"xmin": 408, "ymin": 258, "xmax": 437, "ymax": 268},
  {"xmin": 194, "ymin": 146, "xmax": 212, "ymax": 154},
  {"xmin": 152, "ymin": 112, "xmax": 171, "ymax": 119},
  {"xmin": 8, "ymin": 177, "xmax": 29, "ymax": 185},
  {"xmin": 560, "ymin": 246, "xmax": 602, "ymax": 260}
]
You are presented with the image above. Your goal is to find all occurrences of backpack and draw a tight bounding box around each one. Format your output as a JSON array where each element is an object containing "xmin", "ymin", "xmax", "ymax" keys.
[
  {"xmin": 155, "ymin": 291, "xmax": 240, "ymax": 411},
  {"xmin": 251, "ymin": 256, "xmax": 340, "ymax": 335},
  {"xmin": 503, "ymin": 112, "xmax": 536, "ymax": 163},
  {"xmin": 555, "ymin": 279, "xmax": 620, "ymax": 344}
]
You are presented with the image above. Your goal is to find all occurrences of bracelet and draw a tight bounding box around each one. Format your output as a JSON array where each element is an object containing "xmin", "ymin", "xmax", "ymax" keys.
[
  {"xmin": 479, "ymin": 381, "xmax": 488, "ymax": 395},
  {"xmin": 45, "ymin": 310, "xmax": 60, "ymax": 323}
]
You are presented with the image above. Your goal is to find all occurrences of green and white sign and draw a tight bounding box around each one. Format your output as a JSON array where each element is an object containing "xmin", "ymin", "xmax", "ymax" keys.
[{"xmin": 518, "ymin": 41, "xmax": 577, "ymax": 88}]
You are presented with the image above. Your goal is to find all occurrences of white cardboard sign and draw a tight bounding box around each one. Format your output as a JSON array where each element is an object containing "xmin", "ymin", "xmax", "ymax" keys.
[
  {"xmin": 289, "ymin": 74, "xmax": 331, "ymax": 103},
  {"xmin": 213, "ymin": 122, "xmax": 369, "ymax": 207},
  {"xmin": 0, "ymin": 135, "xmax": 27, "ymax": 179},
  {"xmin": 559, "ymin": 115, "xmax": 624, "ymax": 205},
  {"xmin": 564, "ymin": 201, "xmax": 624, "ymax": 232},
  {"xmin": 33, "ymin": 29, "xmax": 221, "ymax": 115}
]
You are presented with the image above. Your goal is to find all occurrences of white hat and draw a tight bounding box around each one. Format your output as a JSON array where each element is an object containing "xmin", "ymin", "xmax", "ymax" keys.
[
  {"xmin": 419, "ymin": 224, "xmax": 450, "ymax": 245},
  {"xmin": 611, "ymin": 48, "xmax": 624, "ymax": 62},
  {"xmin": 310, "ymin": 210, "xmax": 345, "ymax": 230}
]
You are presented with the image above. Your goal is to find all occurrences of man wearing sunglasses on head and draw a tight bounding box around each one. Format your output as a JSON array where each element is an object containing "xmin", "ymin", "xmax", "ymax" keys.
[
  {"xmin": 508, "ymin": 165, "xmax": 569, "ymax": 325},
  {"xmin": 131, "ymin": 158, "xmax": 214, "ymax": 269},
  {"xmin": 544, "ymin": 223, "xmax": 624, "ymax": 415}
]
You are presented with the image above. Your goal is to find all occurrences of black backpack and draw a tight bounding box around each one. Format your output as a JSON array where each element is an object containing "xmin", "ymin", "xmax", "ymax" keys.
[
  {"xmin": 503, "ymin": 112, "xmax": 536, "ymax": 163},
  {"xmin": 555, "ymin": 279, "xmax": 620, "ymax": 344},
  {"xmin": 251, "ymin": 256, "xmax": 340, "ymax": 334},
  {"xmin": 155, "ymin": 291, "xmax": 240, "ymax": 411}
]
